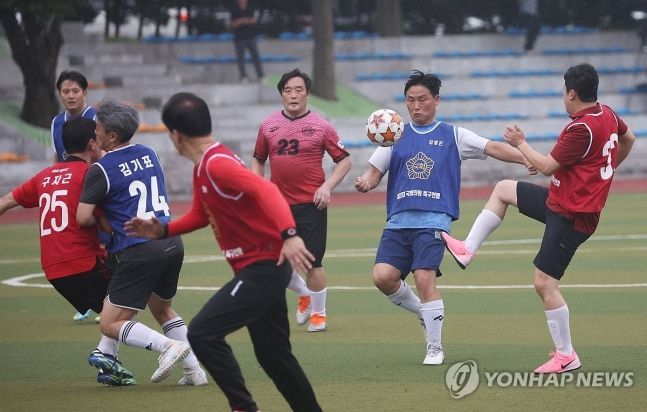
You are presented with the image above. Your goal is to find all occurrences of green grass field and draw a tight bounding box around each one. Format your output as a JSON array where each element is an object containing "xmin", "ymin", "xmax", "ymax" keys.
[{"xmin": 1, "ymin": 193, "xmax": 646, "ymax": 411}]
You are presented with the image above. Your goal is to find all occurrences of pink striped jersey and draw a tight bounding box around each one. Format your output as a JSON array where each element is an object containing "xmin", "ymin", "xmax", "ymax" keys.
[{"xmin": 254, "ymin": 110, "xmax": 349, "ymax": 205}]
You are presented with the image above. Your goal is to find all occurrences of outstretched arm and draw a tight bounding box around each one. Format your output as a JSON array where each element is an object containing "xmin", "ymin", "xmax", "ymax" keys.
[
  {"xmin": 354, "ymin": 164, "xmax": 385, "ymax": 193},
  {"xmin": 504, "ymin": 125, "xmax": 559, "ymax": 176},
  {"xmin": 0, "ymin": 193, "xmax": 19, "ymax": 217}
]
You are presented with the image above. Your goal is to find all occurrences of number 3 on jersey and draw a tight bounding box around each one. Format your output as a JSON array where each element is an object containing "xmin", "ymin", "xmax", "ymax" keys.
[
  {"xmin": 600, "ymin": 133, "xmax": 618, "ymax": 180},
  {"xmin": 129, "ymin": 176, "xmax": 170, "ymax": 218}
]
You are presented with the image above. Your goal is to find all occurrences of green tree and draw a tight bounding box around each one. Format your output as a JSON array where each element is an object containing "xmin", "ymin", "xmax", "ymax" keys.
[{"xmin": 0, "ymin": 1, "xmax": 69, "ymax": 128}]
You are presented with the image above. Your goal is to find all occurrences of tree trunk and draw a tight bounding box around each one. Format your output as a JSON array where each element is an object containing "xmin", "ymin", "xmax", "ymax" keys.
[
  {"xmin": 375, "ymin": 0, "xmax": 401, "ymax": 37},
  {"xmin": 311, "ymin": 0, "xmax": 336, "ymax": 100},
  {"xmin": 0, "ymin": 6, "xmax": 63, "ymax": 128},
  {"xmin": 104, "ymin": 0, "xmax": 110, "ymax": 40},
  {"xmin": 137, "ymin": 13, "xmax": 144, "ymax": 40}
]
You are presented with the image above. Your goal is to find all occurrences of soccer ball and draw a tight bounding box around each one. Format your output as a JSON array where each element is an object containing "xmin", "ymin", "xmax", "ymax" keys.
[{"xmin": 366, "ymin": 108, "xmax": 405, "ymax": 147}]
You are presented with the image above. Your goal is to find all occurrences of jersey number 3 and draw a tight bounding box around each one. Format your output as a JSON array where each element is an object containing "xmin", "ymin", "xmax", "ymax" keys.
[
  {"xmin": 600, "ymin": 133, "xmax": 618, "ymax": 180},
  {"xmin": 129, "ymin": 176, "xmax": 170, "ymax": 218}
]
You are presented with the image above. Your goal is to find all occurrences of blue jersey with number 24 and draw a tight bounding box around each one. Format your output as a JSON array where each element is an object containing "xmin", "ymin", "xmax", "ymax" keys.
[{"xmin": 95, "ymin": 144, "xmax": 171, "ymax": 253}]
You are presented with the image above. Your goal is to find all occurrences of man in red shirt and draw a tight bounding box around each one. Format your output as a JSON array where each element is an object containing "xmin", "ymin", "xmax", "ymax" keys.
[
  {"xmin": 124, "ymin": 92, "xmax": 322, "ymax": 412},
  {"xmin": 252, "ymin": 68, "xmax": 352, "ymax": 332},
  {"xmin": 0, "ymin": 117, "xmax": 135, "ymax": 386},
  {"xmin": 442, "ymin": 63, "xmax": 635, "ymax": 373}
]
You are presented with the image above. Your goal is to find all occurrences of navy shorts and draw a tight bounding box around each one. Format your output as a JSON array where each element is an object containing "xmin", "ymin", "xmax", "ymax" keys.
[
  {"xmin": 50, "ymin": 257, "xmax": 112, "ymax": 314},
  {"xmin": 517, "ymin": 182, "xmax": 590, "ymax": 280},
  {"xmin": 291, "ymin": 203, "xmax": 327, "ymax": 268},
  {"xmin": 375, "ymin": 228, "xmax": 444, "ymax": 279},
  {"xmin": 106, "ymin": 236, "xmax": 184, "ymax": 310}
]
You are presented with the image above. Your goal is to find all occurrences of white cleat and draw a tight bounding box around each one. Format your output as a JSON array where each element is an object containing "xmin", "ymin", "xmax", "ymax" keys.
[
  {"xmin": 178, "ymin": 366, "xmax": 208, "ymax": 386},
  {"xmin": 423, "ymin": 344, "xmax": 444, "ymax": 366},
  {"xmin": 151, "ymin": 340, "xmax": 191, "ymax": 383},
  {"xmin": 296, "ymin": 295, "xmax": 312, "ymax": 326}
]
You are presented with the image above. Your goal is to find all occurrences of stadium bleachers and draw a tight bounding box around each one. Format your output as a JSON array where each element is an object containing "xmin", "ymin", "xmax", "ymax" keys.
[{"xmin": 1, "ymin": 22, "xmax": 646, "ymax": 196}]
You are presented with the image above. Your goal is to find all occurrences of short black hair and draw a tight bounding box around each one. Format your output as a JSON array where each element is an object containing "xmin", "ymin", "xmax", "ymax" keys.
[
  {"xmin": 62, "ymin": 117, "xmax": 96, "ymax": 154},
  {"xmin": 564, "ymin": 63, "xmax": 598, "ymax": 102},
  {"xmin": 277, "ymin": 68, "xmax": 312, "ymax": 94},
  {"xmin": 404, "ymin": 70, "xmax": 441, "ymax": 97},
  {"xmin": 56, "ymin": 70, "xmax": 88, "ymax": 91},
  {"xmin": 161, "ymin": 92, "xmax": 212, "ymax": 137}
]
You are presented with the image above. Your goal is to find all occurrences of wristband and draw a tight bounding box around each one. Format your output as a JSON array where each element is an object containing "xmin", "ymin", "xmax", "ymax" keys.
[
  {"xmin": 161, "ymin": 223, "xmax": 169, "ymax": 239},
  {"xmin": 281, "ymin": 227, "xmax": 297, "ymax": 240}
]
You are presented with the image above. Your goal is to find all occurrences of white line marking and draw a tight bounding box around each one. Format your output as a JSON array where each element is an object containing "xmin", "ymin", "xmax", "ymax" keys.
[{"xmin": 3, "ymin": 272, "xmax": 647, "ymax": 291}]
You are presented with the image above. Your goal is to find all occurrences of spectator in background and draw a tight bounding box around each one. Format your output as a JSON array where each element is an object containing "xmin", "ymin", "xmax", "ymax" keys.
[
  {"xmin": 519, "ymin": 0, "xmax": 540, "ymax": 52},
  {"xmin": 231, "ymin": 0, "xmax": 264, "ymax": 83}
]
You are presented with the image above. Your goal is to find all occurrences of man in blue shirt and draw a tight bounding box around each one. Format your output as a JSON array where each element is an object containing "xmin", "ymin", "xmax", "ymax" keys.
[
  {"xmin": 76, "ymin": 99, "xmax": 207, "ymax": 386},
  {"xmin": 354, "ymin": 70, "xmax": 533, "ymax": 365},
  {"xmin": 50, "ymin": 70, "xmax": 99, "ymax": 323}
]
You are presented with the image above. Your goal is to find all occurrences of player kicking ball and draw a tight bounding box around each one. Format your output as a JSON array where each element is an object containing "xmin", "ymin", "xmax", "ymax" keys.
[{"xmin": 442, "ymin": 64, "xmax": 635, "ymax": 373}]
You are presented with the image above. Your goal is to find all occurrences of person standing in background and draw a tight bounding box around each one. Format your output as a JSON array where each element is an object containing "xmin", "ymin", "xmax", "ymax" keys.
[{"xmin": 231, "ymin": 0, "xmax": 264, "ymax": 83}]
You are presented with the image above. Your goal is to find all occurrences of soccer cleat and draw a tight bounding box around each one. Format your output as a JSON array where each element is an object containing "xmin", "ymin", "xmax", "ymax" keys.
[
  {"xmin": 307, "ymin": 313, "xmax": 327, "ymax": 332},
  {"xmin": 423, "ymin": 344, "xmax": 444, "ymax": 365},
  {"xmin": 97, "ymin": 371, "xmax": 136, "ymax": 386},
  {"xmin": 534, "ymin": 350, "xmax": 581, "ymax": 374},
  {"xmin": 88, "ymin": 349, "xmax": 134, "ymax": 379},
  {"xmin": 74, "ymin": 309, "xmax": 94, "ymax": 322},
  {"xmin": 440, "ymin": 232, "xmax": 475, "ymax": 269},
  {"xmin": 296, "ymin": 295, "xmax": 312, "ymax": 326},
  {"xmin": 177, "ymin": 366, "xmax": 208, "ymax": 386},
  {"xmin": 151, "ymin": 340, "xmax": 191, "ymax": 383}
]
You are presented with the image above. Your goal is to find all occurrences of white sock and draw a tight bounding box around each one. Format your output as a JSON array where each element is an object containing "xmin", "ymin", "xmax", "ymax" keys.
[
  {"xmin": 464, "ymin": 209, "xmax": 502, "ymax": 253},
  {"xmin": 387, "ymin": 280, "xmax": 422, "ymax": 319},
  {"xmin": 119, "ymin": 321, "xmax": 170, "ymax": 353},
  {"xmin": 310, "ymin": 288, "xmax": 327, "ymax": 316},
  {"xmin": 162, "ymin": 317, "xmax": 199, "ymax": 370},
  {"xmin": 287, "ymin": 271, "xmax": 311, "ymax": 296},
  {"xmin": 97, "ymin": 334, "xmax": 119, "ymax": 358},
  {"xmin": 420, "ymin": 299, "xmax": 444, "ymax": 348},
  {"xmin": 545, "ymin": 305, "xmax": 573, "ymax": 356}
]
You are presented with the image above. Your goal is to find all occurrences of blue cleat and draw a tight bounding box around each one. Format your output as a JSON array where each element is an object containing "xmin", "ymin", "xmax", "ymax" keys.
[
  {"xmin": 74, "ymin": 309, "xmax": 94, "ymax": 322},
  {"xmin": 89, "ymin": 349, "xmax": 135, "ymax": 384},
  {"xmin": 97, "ymin": 372, "xmax": 136, "ymax": 386}
]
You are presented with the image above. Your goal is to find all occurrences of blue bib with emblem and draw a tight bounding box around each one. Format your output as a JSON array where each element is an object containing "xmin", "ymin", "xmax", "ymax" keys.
[{"xmin": 386, "ymin": 122, "xmax": 461, "ymax": 221}]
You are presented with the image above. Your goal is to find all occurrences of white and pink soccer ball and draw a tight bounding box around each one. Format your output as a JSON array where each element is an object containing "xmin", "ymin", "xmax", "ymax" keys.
[{"xmin": 366, "ymin": 108, "xmax": 405, "ymax": 147}]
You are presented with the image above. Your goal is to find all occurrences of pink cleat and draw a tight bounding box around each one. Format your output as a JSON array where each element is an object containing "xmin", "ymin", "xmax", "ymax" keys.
[
  {"xmin": 534, "ymin": 350, "xmax": 581, "ymax": 374},
  {"xmin": 440, "ymin": 232, "xmax": 475, "ymax": 269}
]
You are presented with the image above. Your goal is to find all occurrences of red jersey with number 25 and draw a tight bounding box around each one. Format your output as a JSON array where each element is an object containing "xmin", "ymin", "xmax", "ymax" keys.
[
  {"xmin": 254, "ymin": 110, "xmax": 349, "ymax": 205},
  {"xmin": 547, "ymin": 104, "xmax": 628, "ymax": 233},
  {"xmin": 11, "ymin": 158, "xmax": 102, "ymax": 280}
]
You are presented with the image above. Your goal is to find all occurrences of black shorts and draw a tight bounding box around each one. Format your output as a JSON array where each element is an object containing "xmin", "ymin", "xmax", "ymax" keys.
[
  {"xmin": 50, "ymin": 257, "xmax": 112, "ymax": 314},
  {"xmin": 291, "ymin": 203, "xmax": 327, "ymax": 268},
  {"xmin": 517, "ymin": 182, "xmax": 590, "ymax": 280},
  {"xmin": 106, "ymin": 236, "xmax": 184, "ymax": 310}
]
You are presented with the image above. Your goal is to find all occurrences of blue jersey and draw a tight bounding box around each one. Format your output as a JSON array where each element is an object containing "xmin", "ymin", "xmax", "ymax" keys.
[
  {"xmin": 95, "ymin": 144, "xmax": 171, "ymax": 253},
  {"xmin": 386, "ymin": 122, "xmax": 461, "ymax": 221},
  {"xmin": 50, "ymin": 106, "xmax": 96, "ymax": 161}
]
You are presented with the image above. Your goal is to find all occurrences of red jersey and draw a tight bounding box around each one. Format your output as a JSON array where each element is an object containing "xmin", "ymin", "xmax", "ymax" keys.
[
  {"xmin": 548, "ymin": 104, "xmax": 628, "ymax": 234},
  {"xmin": 168, "ymin": 143, "xmax": 296, "ymax": 273},
  {"xmin": 254, "ymin": 110, "xmax": 349, "ymax": 204},
  {"xmin": 11, "ymin": 158, "xmax": 102, "ymax": 280}
]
